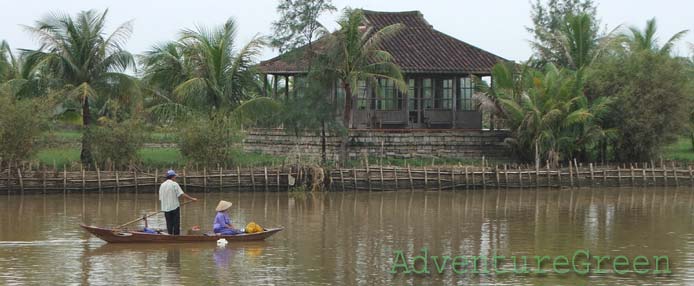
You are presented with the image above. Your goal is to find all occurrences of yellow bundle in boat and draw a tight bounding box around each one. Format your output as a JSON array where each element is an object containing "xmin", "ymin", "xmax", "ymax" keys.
[{"xmin": 245, "ymin": 222, "xmax": 263, "ymax": 233}]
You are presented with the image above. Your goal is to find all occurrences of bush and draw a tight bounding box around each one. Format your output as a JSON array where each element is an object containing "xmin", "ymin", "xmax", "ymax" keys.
[
  {"xmin": 587, "ymin": 51, "xmax": 691, "ymax": 161},
  {"xmin": 177, "ymin": 116, "xmax": 242, "ymax": 167},
  {"xmin": 0, "ymin": 94, "xmax": 50, "ymax": 168},
  {"xmin": 89, "ymin": 119, "xmax": 146, "ymax": 169}
]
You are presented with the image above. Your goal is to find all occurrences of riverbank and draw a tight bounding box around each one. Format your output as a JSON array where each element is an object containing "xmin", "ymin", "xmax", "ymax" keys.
[{"xmin": 2, "ymin": 161, "xmax": 693, "ymax": 193}]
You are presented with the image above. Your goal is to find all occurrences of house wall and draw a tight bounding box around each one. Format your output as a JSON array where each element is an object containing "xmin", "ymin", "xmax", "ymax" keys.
[{"xmin": 243, "ymin": 128, "xmax": 510, "ymax": 161}]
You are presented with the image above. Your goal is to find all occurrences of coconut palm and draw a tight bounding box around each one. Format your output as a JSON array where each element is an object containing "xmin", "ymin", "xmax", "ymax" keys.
[
  {"xmin": 622, "ymin": 18, "xmax": 689, "ymax": 55},
  {"xmin": 141, "ymin": 18, "xmax": 263, "ymax": 120},
  {"xmin": 319, "ymin": 9, "xmax": 406, "ymax": 128},
  {"xmin": 178, "ymin": 18, "xmax": 263, "ymax": 111},
  {"xmin": 22, "ymin": 9, "xmax": 138, "ymax": 165},
  {"xmin": 479, "ymin": 63, "xmax": 608, "ymax": 167}
]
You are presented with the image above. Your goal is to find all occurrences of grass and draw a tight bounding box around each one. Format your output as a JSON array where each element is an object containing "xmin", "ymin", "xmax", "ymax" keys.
[
  {"xmin": 32, "ymin": 147, "xmax": 287, "ymax": 169},
  {"xmin": 663, "ymin": 136, "xmax": 694, "ymax": 162},
  {"xmin": 47, "ymin": 129, "xmax": 178, "ymax": 144},
  {"xmin": 35, "ymin": 148, "xmax": 81, "ymax": 168}
]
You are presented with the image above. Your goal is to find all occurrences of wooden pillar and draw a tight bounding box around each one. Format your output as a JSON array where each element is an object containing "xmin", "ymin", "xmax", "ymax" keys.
[
  {"xmin": 262, "ymin": 74, "xmax": 268, "ymax": 97},
  {"xmin": 273, "ymin": 75, "xmax": 278, "ymax": 98},
  {"xmin": 284, "ymin": 75, "xmax": 290, "ymax": 100},
  {"xmin": 451, "ymin": 76, "xmax": 457, "ymax": 128}
]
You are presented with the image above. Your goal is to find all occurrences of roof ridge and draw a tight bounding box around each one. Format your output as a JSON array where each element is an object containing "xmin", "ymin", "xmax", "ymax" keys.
[{"xmin": 360, "ymin": 10, "xmax": 421, "ymax": 15}]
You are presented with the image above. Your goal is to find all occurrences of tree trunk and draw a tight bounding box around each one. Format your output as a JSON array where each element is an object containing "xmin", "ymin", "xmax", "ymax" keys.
[
  {"xmin": 534, "ymin": 140, "xmax": 540, "ymax": 170},
  {"xmin": 321, "ymin": 120, "xmax": 327, "ymax": 164},
  {"xmin": 80, "ymin": 96, "xmax": 93, "ymax": 167},
  {"xmin": 342, "ymin": 82, "xmax": 353, "ymax": 128},
  {"xmin": 690, "ymin": 132, "xmax": 694, "ymax": 151}
]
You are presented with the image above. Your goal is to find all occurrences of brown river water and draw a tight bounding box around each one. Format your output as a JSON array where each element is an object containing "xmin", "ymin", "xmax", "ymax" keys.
[{"xmin": 0, "ymin": 187, "xmax": 692, "ymax": 285}]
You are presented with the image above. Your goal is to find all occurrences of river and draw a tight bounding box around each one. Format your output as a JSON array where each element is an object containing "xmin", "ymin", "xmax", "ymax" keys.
[{"xmin": 0, "ymin": 188, "xmax": 692, "ymax": 285}]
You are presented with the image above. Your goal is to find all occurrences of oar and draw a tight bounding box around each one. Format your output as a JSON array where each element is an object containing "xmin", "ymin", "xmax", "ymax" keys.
[{"xmin": 114, "ymin": 200, "xmax": 195, "ymax": 229}]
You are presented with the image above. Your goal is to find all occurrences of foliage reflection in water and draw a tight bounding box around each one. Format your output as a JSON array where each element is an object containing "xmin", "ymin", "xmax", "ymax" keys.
[{"xmin": 0, "ymin": 187, "xmax": 692, "ymax": 285}]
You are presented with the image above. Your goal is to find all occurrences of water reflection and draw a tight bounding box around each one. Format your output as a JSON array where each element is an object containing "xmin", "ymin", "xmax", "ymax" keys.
[{"xmin": 0, "ymin": 188, "xmax": 692, "ymax": 285}]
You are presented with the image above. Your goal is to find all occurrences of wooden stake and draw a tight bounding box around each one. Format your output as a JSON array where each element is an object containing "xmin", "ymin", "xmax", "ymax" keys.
[
  {"xmin": 264, "ymin": 167, "xmax": 269, "ymax": 192},
  {"xmin": 504, "ymin": 165, "xmax": 509, "ymax": 188},
  {"xmin": 154, "ymin": 168, "xmax": 159, "ymax": 196},
  {"xmin": 672, "ymin": 162, "xmax": 679, "ymax": 187},
  {"xmin": 366, "ymin": 163, "xmax": 372, "ymax": 192},
  {"xmin": 380, "ymin": 166, "xmax": 385, "ymax": 191},
  {"xmin": 63, "ymin": 165, "xmax": 67, "ymax": 195},
  {"xmin": 340, "ymin": 169, "xmax": 345, "ymax": 192},
  {"xmin": 237, "ymin": 166, "xmax": 241, "ymax": 191},
  {"xmin": 394, "ymin": 168, "xmax": 399, "ymax": 191},
  {"xmin": 639, "ymin": 163, "xmax": 645, "ymax": 187},
  {"xmin": 569, "ymin": 161, "xmax": 574, "ymax": 187},
  {"xmin": 407, "ymin": 165, "xmax": 414, "ymax": 192},
  {"xmin": 689, "ymin": 165, "xmax": 693, "ymax": 187},
  {"xmin": 81, "ymin": 167, "xmax": 86, "ymax": 192},
  {"xmin": 115, "ymin": 171, "xmax": 120, "ymax": 189},
  {"xmin": 518, "ymin": 167, "xmax": 523, "ymax": 188},
  {"xmin": 17, "ymin": 169, "xmax": 24, "ymax": 194},
  {"xmin": 630, "ymin": 165, "xmax": 635, "ymax": 187},
  {"xmin": 437, "ymin": 168, "xmax": 442, "ymax": 191},
  {"xmin": 276, "ymin": 168, "xmax": 280, "ymax": 192},
  {"xmin": 557, "ymin": 163, "xmax": 562, "ymax": 185},
  {"xmin": 617, "ymin": 166, "xmax": 622, "ymax": 186},
  {"xmin": 203, "ymin": 167, "xmax": 208, "ymax": 192},
  {"xmin": 352, "ymin": 168, "xmax": 357, "ymax": 191},
  {"xmin": 97, "ymin": 167, "xmax": 102, "ymax": 193},
  {"xmin": 535, "ymin": 164, "xmax": 539, "ymax": 188},
  {"xmin": 465, "ymin": 167, "xmax": 470, "ymax": 189},
  {"xmin": 482, "ymin": 160, "xmax": 487, "ymax": 190},
  {"xmin": 496, "ymin": 165, "xmax": 501, "ymax": 188},
  {"xmin": 589, "ymin": 163, "xmax": 595, "ymax": 187},
  {"xmin": 182, "ymin": 167, "xmax": 187, "ymax": 192},
  {"xmin": 546, "ymin": 162, "xmax": 551, "ymax": 187},
  {"xmin": 42, "ymin": 168, "xmax": 47, "ymax": 195},
  {"xmin": 219, "ymin": 167, "xmax": 223, "ymax": 191},
  {"xmin": 574, "ymin": 159, "xmax": 580, "ymax": 188},
  {"xmin": 422, "ymin": 167, "xmax": 428, "ymax": 190},
  {"xmin": 250, "ymin": 168, "xmax": 256, "ymax": 192},
  {"xmin": 134, "ymin": 169, "xmax": 139, "ymax": 192}
]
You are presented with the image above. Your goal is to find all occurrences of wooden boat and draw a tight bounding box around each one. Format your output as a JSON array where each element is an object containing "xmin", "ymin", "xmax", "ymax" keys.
[{"xmin": 80, "ymin": 224, "xmax": 283, "ymax": 243}]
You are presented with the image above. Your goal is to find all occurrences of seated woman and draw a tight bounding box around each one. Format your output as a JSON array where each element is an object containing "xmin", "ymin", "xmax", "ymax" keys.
[{"xmin": 213, "ymin": 200, "xmax": 244, "ymax": 235}]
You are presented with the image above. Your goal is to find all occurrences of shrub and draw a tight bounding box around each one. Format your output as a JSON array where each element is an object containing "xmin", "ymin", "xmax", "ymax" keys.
[
  {"xmin": 177, "ymin": 116, "xmax": 242, "ymax": 167},
  {"xmin": 0, "ymin": 94, "xmax": 50, "ymax": 168},
  {"xmin": 89, "ymin": 119, "xmax": 146, "ymax": 169}
]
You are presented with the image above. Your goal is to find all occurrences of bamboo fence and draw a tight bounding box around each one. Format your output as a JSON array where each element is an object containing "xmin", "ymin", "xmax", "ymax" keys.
[{"xmin": 1, "ymin": 160, "xmax": 693, "ymax": 193}]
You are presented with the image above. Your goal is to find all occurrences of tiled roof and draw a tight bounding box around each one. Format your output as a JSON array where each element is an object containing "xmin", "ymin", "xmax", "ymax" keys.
[{"xmin": 257, "ymin": 10, "xmax": 507, "ymax": 74}]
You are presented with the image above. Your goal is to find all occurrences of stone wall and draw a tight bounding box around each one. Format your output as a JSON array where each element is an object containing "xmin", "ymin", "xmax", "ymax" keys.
[{"xmin": 243, "ymin": 129, "xmax": 510, "ymax": 161}]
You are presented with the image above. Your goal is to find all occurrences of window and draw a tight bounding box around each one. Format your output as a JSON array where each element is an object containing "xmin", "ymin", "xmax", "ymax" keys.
[
  {"xmin": 355, "ymin": 80, "xmax": 368, "ymax": 110},
  {"xmin": 458, "ymin": 77, "xmax": 474, "ymax": 111},
  {"xmin": 422, "ymin": 78, "xmax": 433, "ymax": 109},
  {"xmin": 407, "ymin": 79, "xmax": 416, "ymax": 111},
  {"xmin": 376, "ymin": 79, "xmax": 401, "ymax": 110},
  {"xmin": 441, "ymin": 79, "xmax": 453, "ymax": 109}
]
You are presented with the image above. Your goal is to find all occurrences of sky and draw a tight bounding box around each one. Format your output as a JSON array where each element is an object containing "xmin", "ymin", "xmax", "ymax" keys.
[{"xmin": 1, "ymin": 0, "xmax": 692, "ymax": 63}]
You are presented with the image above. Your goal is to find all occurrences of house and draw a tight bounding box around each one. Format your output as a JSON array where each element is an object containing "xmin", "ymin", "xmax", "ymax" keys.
[{"xmin": 256, "ymin": 10, "xmax": 507, "ymax": 130}]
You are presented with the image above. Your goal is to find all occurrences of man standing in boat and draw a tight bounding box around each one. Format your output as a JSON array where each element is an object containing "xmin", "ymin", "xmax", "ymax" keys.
[{"xmin": 159, "ymin": 170, "xmax": 197, "ymax": 235}]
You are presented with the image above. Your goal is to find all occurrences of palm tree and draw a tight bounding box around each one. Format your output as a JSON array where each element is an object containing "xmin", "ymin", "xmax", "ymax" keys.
[
  {"xmin": 178, "ymin": 18, "xmax": 263, "ymax": 111},
  {"xmin": 22, "ymin": 10, "xmax": 138, "ymax": 165},
  {"xmin": 141, "ymin": 18, "xmax": 263, "ymax": 119},
  {"xmin": 531, "ymin": 12, "xmax": 619, "ymax": 70},
  {"xmin": 478, "ymin": 63, "xmax": 606, "ymax": 167},
  {"xmin": 319, "ymin": 9, "xmax": 406, "ymax": 128},
  {"xmin": 622, "ymin": 18, "xmax": 689, "ymax": 55}
]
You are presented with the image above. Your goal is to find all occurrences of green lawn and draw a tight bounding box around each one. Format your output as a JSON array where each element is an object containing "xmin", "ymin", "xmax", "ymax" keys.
[
  {"xmin": 33, "ymin": 147, "xmax": 287, "ymax": 169},
  {"xmin": 47, "ymin": 129, "xmax": 178, "ymax": 144},
  {"xmin": 663, "ymin": 136, "xmax": 694, "ymax": 162}
]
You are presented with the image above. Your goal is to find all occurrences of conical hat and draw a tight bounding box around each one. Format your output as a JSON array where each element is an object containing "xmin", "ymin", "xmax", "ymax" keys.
[{"xmin": 216, "ymin": 200, "xmax": 233, "ymax": 212}]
